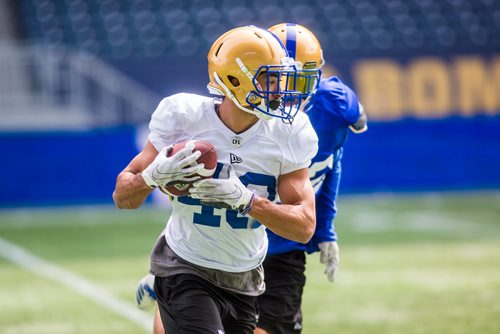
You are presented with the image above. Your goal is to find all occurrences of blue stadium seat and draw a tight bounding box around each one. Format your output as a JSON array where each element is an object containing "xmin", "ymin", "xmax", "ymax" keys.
[{"xmin": 10, "ymin": 0, "xmax": 500, "ymax": 58}]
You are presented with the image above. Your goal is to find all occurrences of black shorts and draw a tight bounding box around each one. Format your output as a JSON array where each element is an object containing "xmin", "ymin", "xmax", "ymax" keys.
[
  {"xmin": 257, "ymin": 250, "xmax": 306, "ymax": 334},
  {"xmin": 155, "ymin": 273, "xmax": 258, "ymax": 334}
]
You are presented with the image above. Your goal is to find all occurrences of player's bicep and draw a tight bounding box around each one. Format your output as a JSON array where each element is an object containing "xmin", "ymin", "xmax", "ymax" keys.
[
  {"xmin": 277, "ymin": 168, "xmax": 315, "ymax": 207},
  {"xmin": 122, "ymin": 141, "xmax": 159, "ymax": 175}
]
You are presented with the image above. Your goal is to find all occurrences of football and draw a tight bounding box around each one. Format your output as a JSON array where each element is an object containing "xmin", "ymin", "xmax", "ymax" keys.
[{"xmin": 159, "ymin": 139, "xmax": 217, "ymax": 196}]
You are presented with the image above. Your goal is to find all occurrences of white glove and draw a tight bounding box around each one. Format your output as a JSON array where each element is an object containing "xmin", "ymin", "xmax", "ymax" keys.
[
  {"xmin": 319, "ymin": 241, "xmax": 340, "ymax": 283},
  {"xmin": 135, "ymin": 274, "xmax": 157, "ymax": 311},
  {"xmin": 141, "ymin": 143, "xmax": 205, "ymax": 188},
  {"xmin": 189, "ymin": 165, "xmax": 254, "ymax": 213},
  {"xmin": 349, "ymin": 102, "xmax": 368, "ymax": 134}
]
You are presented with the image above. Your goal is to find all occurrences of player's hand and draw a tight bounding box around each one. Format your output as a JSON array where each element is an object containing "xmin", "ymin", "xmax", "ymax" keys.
[
  {"xmin": 135, "ymin": 274, "xmax": 157, "ymax": 311},
  {"xmin": 319, "ymin": 241, "xmax": 340, "ymax": 283},
  {"xmin": 141, "ymin": 143, "xmax": 205, "ymax": 188},
  {"xmin": 189, "ymin": 165, "xmax": 254, "ymax": 214}
]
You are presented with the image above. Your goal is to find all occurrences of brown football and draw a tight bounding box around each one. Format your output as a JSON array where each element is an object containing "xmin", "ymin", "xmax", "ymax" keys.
[{"xmin": 159, "ymin": 139, "xmax": 217, "ymax": 197}]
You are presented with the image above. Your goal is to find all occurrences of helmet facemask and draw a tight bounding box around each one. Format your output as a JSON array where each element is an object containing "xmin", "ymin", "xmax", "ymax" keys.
[{"xmin": 244, "ymin": 61, "xmax": 303, "ymax": 123}]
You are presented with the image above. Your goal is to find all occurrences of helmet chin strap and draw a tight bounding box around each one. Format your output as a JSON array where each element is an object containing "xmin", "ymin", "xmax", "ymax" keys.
[{"xmin": 213, "ymin": 72, "xmax": 272, "ymax": 120}]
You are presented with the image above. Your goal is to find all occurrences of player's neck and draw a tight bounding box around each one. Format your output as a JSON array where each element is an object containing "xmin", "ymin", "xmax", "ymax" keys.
[{"xmin": 218, "ymin": 99, "xmax": 259, "ymax": 134}]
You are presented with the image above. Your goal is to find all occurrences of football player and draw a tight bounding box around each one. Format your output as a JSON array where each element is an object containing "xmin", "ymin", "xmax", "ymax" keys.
[
  {"xmin": 134, "ymin": 23, "xmax": 368, "ymax": 334},
  {"xmin": 113, "ymin": 25, "xmax": 318, "ymax": 334},
  {"xmin": 254, "ymin": 23, "xmax": 368, "ymax": 334}
]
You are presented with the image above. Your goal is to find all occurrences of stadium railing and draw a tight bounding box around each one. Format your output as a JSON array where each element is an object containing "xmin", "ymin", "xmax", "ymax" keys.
[{"xmin": 0, "ymin": 43, "xmax": 160, "ymax": 130}]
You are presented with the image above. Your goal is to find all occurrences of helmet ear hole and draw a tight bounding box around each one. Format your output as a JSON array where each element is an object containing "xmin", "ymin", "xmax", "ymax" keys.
[{"xmin": 228, "ymin": 75, "xmax": 240, "ymax": 87}]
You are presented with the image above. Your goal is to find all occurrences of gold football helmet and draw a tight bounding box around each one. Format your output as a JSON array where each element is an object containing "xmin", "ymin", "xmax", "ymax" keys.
[
  {"xmin": 207, "ymin": 25, "xmax": 303, "ymax": 122},
  {"xmin": 269, "ymin": 23, "xmax": 325, "ymax": 97}
]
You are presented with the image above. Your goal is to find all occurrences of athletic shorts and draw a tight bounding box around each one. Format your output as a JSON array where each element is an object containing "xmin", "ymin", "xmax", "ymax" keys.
[
  {"xmin": 155, "ymin": 273, "xmax": 258, "ymax": 334},
  {"xmin": 257, "ymin": 250, "xmax": 306, "ymax": 334}
]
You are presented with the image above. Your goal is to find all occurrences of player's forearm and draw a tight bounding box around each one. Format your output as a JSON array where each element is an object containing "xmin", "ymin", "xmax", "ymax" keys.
[
  {"xmin": 248, "ymin": 196, "xmax": 315, "ymax": 243},
  {"xmin": 113, "ymin": 171, "xmax": 153, "ymax": 209}
]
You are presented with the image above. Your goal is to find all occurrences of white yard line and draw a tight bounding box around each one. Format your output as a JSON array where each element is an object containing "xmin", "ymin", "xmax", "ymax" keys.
[{"xmin": 0, "ymin": 237, "xmax": 153, "ymax": 332}]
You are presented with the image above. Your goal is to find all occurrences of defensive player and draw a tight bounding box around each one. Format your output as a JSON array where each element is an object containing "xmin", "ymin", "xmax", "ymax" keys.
[
  {"xmin": 113, "ymin": 25, "xmax": 318, "ymax": 334},
  {"xmin": 254, "ymin": 23, "xmax": 368, "ymax": 334}
]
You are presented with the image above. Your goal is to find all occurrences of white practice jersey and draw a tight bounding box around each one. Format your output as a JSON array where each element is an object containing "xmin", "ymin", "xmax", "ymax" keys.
[{"xmin": 148, "ymin": 93, "xmax": 318, "ymax": 272}]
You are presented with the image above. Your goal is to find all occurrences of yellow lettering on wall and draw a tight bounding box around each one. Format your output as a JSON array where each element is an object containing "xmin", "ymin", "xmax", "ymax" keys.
[
  {"xmin": 407, "ymin": 58, "xmax": 451, "ymax": 118},
  {"xmin": 353, "ymin": 60, "xmax": 403, "ymax": 120},
  {"xmin": 455, "ymin": 56, "xmax": 500, "ymax": 116}
]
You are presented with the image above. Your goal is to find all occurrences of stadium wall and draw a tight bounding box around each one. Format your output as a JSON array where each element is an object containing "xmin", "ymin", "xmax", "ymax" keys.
[
  {"xmin": 0, "ymin": 127, "xmax": 138, "ymax": 207},
  {"xmin": 341, "ymin": 116, "xmax": 500, "ymax": 193}
]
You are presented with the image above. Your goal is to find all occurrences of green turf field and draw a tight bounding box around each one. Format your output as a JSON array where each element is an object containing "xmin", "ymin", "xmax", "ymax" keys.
[{"xmin": 1, "ymin": 192, "xmax": 499, "ymax": 334}]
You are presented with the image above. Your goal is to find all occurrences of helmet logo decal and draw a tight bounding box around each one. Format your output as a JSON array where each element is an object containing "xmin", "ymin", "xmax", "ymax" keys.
[
  {"xmin": 304, "ymin": 61, "xmax": 317, "ymax": 69},
  {"xmin": 247, "ymin": 92, "xmax": 259, "ymax": 103}
]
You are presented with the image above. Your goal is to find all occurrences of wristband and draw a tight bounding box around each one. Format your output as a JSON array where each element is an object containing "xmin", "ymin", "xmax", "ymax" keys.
[{"xmin": 239, "ymin": 192, "xmax": 255, "ymax": 216}]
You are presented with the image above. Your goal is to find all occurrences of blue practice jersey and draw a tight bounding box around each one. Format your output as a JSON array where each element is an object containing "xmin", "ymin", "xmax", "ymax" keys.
[{"xmin": 267, "ymin": 76, "xmax": 365, "ymax": 255}]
